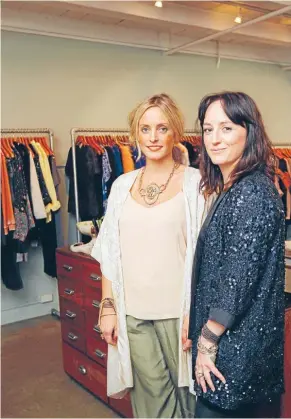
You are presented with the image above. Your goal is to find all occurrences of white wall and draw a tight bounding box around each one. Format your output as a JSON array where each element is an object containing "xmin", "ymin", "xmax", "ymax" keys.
[{"xmin": 1, "ymin": 31, "xmax": 291, "ymax": 324}]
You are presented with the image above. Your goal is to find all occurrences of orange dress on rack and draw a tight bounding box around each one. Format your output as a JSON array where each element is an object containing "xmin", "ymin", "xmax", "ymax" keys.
[
  {"xmin": 1, "ymin": 153, "xmax": 16, "ymax": 234},
  {"xmin": 119, "ymin": 145, "xmax": 135, "ymax": 173}
]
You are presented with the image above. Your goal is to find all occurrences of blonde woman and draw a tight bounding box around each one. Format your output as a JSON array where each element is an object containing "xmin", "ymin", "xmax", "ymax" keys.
[{"xmin": 91, "ymin": 93, "xmax": 207, "ymax": 418}]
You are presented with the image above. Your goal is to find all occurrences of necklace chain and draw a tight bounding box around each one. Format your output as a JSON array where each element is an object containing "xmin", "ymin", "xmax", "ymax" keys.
[{"xmin": 138, "ymin": 162, "xmax": 180, "ymax": 205}]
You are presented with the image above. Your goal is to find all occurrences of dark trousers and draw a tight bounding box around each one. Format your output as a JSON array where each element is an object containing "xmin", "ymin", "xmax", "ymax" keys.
[{"xmin": 195, "ymin": 396, "xmax": 281, "ymax": 419}]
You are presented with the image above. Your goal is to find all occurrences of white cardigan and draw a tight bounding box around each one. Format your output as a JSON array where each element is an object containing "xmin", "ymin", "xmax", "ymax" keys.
[{"xmin": 91, "ymin": 167, "xmax": 207, "ymax": 399}]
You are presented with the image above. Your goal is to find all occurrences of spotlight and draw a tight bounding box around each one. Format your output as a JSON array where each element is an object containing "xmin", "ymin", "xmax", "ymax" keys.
[
  {"xmin": 234, "ymin": 9, "xmax": 242, "ymax": 24},
  {"xmin": 155, "ymin": 1, "xmax": 163, "ymax": 7}
]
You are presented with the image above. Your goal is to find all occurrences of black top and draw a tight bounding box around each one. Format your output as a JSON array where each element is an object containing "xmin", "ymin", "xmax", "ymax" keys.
[
  {"xmin": 65, "ymin": 146, "xmax": 103, "ymax": 220},
  {"xmin": 189, "ymin": 170, "xmax": 285, "ymax": 410}
]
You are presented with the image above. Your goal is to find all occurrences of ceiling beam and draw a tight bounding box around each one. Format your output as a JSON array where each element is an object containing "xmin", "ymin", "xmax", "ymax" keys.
[
  {"xmin": 65, "ymin": 1, "xmax": 291, "ymax": 45},
  {"xmin": 164, "ymin": 4, "xmax": 291, "ymax": 56},
  {"xmin": 2, "ymin": 8, "xmax": 291, "ymax": 67},
  {"xmin": 268, "ymin": 1, "xmax": 291, "ymax": 5}
]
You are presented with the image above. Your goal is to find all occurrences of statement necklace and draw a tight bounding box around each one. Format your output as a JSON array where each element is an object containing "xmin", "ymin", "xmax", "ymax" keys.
[{"xmin": 138, "ymin": 162, "xmax": 180, "ymax": 205}]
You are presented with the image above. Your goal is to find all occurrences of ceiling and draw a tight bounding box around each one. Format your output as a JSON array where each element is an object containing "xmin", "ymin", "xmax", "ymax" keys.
[{"xmin": 1, "ymin": 1, "xmax": 291, "ymax": 69}]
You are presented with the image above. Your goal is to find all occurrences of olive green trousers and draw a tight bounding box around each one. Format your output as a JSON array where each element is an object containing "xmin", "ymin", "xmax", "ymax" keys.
[{"xmin": 126, "ymin": 315, "xmax": 196, "ymax": 418}]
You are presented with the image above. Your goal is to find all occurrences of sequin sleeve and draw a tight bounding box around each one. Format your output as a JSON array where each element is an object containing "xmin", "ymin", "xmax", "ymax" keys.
[{"xmin": 209, "ymin": 181, "xmax": 284, "ymax": 328}]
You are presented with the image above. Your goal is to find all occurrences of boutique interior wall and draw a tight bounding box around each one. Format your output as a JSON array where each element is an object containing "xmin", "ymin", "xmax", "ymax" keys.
[{"xmin": 2, "ymin": 30, "xmax": 291, "ymax": 324}]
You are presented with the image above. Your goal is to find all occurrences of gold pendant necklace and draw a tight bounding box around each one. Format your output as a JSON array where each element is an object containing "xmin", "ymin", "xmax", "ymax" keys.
[{"xmin": 138, "ymin": 162, "xmax": 180, "ymax": 205}]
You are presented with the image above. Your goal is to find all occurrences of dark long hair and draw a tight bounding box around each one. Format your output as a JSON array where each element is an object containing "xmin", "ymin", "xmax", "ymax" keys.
[{"xmin": 198, "ymin": 91, "xmax": 275, "ymax": 195}]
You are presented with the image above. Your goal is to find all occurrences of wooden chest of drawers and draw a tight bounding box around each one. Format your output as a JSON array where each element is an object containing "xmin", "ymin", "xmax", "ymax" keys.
[{"xmin": 56, "ymin": 247, "xmax": 133, "ymax": 418}]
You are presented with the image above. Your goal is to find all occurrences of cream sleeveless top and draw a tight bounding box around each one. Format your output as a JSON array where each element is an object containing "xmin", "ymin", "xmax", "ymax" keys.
[{"xmin": 119, "ymin": 192, "xmax": 187, "ymax": 319}]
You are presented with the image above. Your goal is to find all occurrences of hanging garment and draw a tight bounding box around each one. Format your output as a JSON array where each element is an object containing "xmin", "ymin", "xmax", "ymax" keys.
[
  {"xmin": 32, "ymin": 152, "xmax": 52, "ymax": 206},
  {"xmin": 119, "ymin": 145, "xmax": 135, "ymax": 173},
  {"xmin": 65, "ymin": 146, "xmax": 103, "ymax": 220},
  {"xmin": 105, "ymin": 146, "xmax": 117, "ymax": 197},
  {"xmin": 1, "ymin": 153, "xmax": 16, "ymax": 234},
  {"xmin": 29, "ymin": 154, "xmax": 46, "ymax": 220},
  {"xmin": 1, "ymin": 231, "xmax": 24, "ymax": 291},
  {"xmin": 7, "ymin": 149, "xmax": 35, "ymax": 242},
  {"xmin": 49, "ymin": 156, "xmax": 61, "ymax": 200},
  {"xmin": 14, "ymin": 143, "xmax": 33, "ymax": 208},
  {"xmin": 112, "ymin": 145, "xmax": 124, "ymax": 176},
  {"xmin": 131, "ymin": 146, "xmax": 145, "ymax": 169},
  {"xmin": 31, "ymin": 141, "xmax": 61, "ymax": 222},
  {"xmin": 49, "ymin": 156, "xmax": 64, "ymax": 247},
  {"xmin": 35, "ymin": 213, "xmax": 58, "ymax": 278},
  {"xmin": 102, "ymin": 149, "xmax": 112, "ymax": 213}
]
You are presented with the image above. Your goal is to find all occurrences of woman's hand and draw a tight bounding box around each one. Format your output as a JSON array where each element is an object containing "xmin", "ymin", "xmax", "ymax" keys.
[
  {"xmin": 100, "ymin": 309, "xmax": 118, "ymax": 346},
  {"xmin": 195, "ymin": 336, "xmax": 226, "ymax": 393},
  {"xmin": 182, "ymin": 315, "xmax": 192, "ymax": 351}
]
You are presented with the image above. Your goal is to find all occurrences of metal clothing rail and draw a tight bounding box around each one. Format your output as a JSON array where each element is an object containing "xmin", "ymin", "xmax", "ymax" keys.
[
  {"xmin": 70, "ymin": 127, "xmax": 198, "ymax": 241},
  {"xmin": 0, "ymin": 128, "xmax": 54, "ymax": 150}
]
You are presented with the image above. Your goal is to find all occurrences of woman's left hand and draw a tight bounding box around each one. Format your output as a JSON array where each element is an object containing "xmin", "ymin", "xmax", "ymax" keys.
[
  {"xmin": 195, "ymin": 340, "xmax": 226, "ymax": 393},
  {"xmin": 182, "ymin": 315, "xmax": 192, "ymax": 351}
]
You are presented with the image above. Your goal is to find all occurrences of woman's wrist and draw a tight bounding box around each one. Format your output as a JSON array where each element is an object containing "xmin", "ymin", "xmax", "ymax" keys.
[
  {"xmin": 200, "ymin": 334, "xmax": 215, "ymax": 349},
  {"xmin": 98, "ymin": 297, "xmax": 116, "ymax": 325}
]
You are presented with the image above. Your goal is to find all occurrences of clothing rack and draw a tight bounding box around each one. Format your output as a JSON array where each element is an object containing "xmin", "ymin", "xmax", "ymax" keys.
[
  {"xmin": 0, "ymin": 128, "xmax": 54, "ymax": 150},
  {"xmin": 1, "ymin": 128, "xmax": 60, "ymax": 318},
  {"xmin": 70, "ymin": 128, "xmax": 129, "ymax": 233},
  {"xmin": 70, "ymin": 127, "xmax": 198, "ymax": 241}
]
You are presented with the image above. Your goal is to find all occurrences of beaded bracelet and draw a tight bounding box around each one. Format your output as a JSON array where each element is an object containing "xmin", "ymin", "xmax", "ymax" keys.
[{"xmin": 201, "ymin": 324, "xmax": 220, "ymax": 344}]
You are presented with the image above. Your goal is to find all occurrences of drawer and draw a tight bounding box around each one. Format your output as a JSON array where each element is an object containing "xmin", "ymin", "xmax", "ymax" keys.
[
  {"xmin": 58, "ymin": 277, "xmax": 83, "ymax": 305},
  {"xmin": 86, "ymin": 333, "xmax": 108, "ymax": 367},
  {"xmin": 83, "ymin": 285, "xmax": 102, "ymax": 314},
  {"xmin": 57, "ymin": 253, "xmax": 81, "ymax": 280},
  {"xmin": 61, "ymin": 322, "xmax": 86, "ymax": 353},
  {"xmin": 82, "ymin": 262, "xmax": 102, "ymax": 289},
  {"xmin": 62, "ymin": 342, "xmax": 108, "ymax": 403},
  {"xmin": 109, "ymin": 393, "xmax": 133, "ymax": 418},
  {"xmin": 85, "ymin": 310, "xmax": 101, "ymax": 336},
  {"xmin": 60, "ymin": 298, "xmax": 85, "ymax": 330}
]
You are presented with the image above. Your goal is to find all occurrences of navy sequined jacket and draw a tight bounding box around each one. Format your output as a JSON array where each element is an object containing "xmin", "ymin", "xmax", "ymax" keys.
[{"xmin": 189, "ymin": 170, "xmax": 285, "ymax": 410}]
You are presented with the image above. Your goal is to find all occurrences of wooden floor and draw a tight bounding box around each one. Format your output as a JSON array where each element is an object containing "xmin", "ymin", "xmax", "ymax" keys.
[{"xmin": 1, "ymin": 315, "xmax": 119, "ymax": 418}]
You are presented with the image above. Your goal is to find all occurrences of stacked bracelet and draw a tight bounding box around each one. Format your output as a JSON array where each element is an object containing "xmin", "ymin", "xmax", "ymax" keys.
[
  {"xmin": 197, "ymin": 336, "xmax": 218, "ymax": 362},
  {"xmin": 98, "ymin": 298, "xmax": 116, "ymax": 326},
  {"xmin": 201, "ymin": 324, "xmax": 220, "ymax": 344}
]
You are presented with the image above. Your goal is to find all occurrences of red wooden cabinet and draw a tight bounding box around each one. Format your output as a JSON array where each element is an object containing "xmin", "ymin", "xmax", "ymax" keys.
[{"xmin": 57, "ymin": 247, "xmax": 133, "ymax": 418}]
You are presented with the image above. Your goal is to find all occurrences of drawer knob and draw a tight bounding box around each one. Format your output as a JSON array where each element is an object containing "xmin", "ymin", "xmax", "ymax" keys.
[
  {"xmin": 90, "ymin": 273, "xmax": 101, "ymax": 281},
  {"xmin": 78, "ymin": 365, "xmax": 87, "ymax": 375},
  {"xmin": 64, "ymin": 288, "xmax": 75, "ymax": 296},
  {"xmin": 63, "ymin": 264, "xmax": 73, "ymax": 272},
  {"xmin": 93, "ymin": 325, "xmax": 102, "ymax": 334},
  {"xmin": 92, "ymin": 300, "xmax": 100, "ymax": 309},
  {"xmin": 65, "ymin": 310, "xmax": 76, "ymax": 319},
  {"xmin": 68, "ymin": 332, "xmax": 78, "ymax": 341},
  {"xmin": 95, "ymin": 349, "xmax": 106, "ymax": 359}
]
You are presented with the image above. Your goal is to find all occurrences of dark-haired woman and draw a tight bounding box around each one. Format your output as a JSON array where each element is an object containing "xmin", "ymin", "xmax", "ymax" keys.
[{"xmin": 189, "ymin": 92, "xmax": 285, "ymax": 418}]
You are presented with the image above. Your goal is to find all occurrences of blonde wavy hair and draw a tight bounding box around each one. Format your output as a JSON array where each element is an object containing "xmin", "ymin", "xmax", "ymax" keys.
[{"xmin": 128, "ymin": 93, "xmax": 185, "ymax": 160}]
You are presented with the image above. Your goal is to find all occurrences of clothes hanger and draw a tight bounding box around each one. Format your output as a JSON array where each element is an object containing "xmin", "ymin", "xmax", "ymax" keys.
[
  {"xmin": 1, "ymin": 138, "xmax": 13, "ymax": 158},
  {"xmin": 89, "ymin": 135, "xmax": 103, "ymax": 154},
  {"xmin": 38, "ymin": 137, "xmax": 53, "ymax": 156}
]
